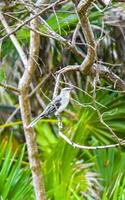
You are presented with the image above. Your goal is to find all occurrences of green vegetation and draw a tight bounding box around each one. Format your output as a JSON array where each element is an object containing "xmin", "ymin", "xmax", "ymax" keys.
[{"xmin": 0, "ymin": 0, "xmax": 125, "ymax": 199}]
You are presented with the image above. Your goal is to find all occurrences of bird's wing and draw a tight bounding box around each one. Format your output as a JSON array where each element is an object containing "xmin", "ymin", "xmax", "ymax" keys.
[
  {"xmin": 43, "ymin": 96, "xmax": 62, "ymax": 116},
  {"xmin": 27, "ymin": 96, "xmax": 62, "ymax": 128}
]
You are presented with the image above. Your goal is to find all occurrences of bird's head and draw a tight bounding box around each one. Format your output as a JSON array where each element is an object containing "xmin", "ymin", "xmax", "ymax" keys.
[{"xmin": 60, "ymin": 87, "xmax": 74, "ymax": 95}]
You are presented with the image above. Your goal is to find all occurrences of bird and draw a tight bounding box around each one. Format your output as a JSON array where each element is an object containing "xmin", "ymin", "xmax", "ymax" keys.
[{"xmin": 27, "ymin": 87, "xmax": 73, "ymax": 128}]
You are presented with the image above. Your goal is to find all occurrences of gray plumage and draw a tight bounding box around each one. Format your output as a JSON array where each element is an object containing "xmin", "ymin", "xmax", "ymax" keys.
[{"xmin": 27, "ymin": 87, "xmax": 73, "ymax": 128}]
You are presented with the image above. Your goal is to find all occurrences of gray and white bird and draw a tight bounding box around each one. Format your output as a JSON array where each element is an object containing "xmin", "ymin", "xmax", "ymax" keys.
[{"xmin": 27, "ymin": 87, "xmax": 73, "ymax": 128}]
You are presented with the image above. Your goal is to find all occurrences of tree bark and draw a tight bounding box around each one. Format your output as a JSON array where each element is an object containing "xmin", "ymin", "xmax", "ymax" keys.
[{"xmin": 18, "ymin": 10, "xmax": 46, "ymax": 200}]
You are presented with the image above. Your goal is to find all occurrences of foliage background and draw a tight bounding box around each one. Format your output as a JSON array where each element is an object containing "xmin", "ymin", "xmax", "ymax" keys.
[{"xmin": 0, "ymin": 1, "xmax": 125, "ymax": 199}]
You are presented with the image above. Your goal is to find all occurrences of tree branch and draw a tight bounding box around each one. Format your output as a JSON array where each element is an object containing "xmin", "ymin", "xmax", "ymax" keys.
[
  {"xmin": 0, "ymin": 11, "xmax": 28, "ymax": 68},
  {"xmin": 0, "ymin": 0, "xmax": 64, "ymax": 41},
  {"xmin": 92, "ymin": 64, "xmax": 125, "ymax": 91},
  {"xmin": 54, "ymin": 0, "xmax": 125, "ymax": 92},
  {"xmin": 53, "ymin": 0, "xmax": 96, "ymax": 91},
  {"xmin": 58, "ymin": 132, "xmax": 125, "ymax": 149},
  {"xmin": 1, "ymin": 6, "xmax": 46, "ymax": 199},
  {"xmin": 18, "ymin": 1, "xmax": 46, "ymax": 199},
  {"xmin": 0, "ymin": 82, "xmax": 20, "ymax": 94},
  {"xmin": 76, "ymin": 0, "xmax": 96, "ymax": 73}
]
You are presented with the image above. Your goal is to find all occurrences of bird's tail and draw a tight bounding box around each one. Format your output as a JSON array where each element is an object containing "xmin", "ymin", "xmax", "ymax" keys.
[{"xmin": 27, "ymin": 113, "xmax": 45, "ymax": 128}]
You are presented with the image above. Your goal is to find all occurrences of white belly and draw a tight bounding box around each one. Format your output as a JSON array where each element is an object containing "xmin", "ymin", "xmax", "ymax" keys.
[{"xmin": 56, "ymin": 95, "xmax": 70, "ymax": 114}]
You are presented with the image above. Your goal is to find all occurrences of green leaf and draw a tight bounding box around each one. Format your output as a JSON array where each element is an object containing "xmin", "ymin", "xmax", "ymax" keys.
[
  {"xmin": 47, "ymin": 13, "xmax": 78, "ymax": 34},
  {"xmin": 0, "ymin": 69, "xmax": 6, "ymax": 83},
  {"xmin": 0, "ymin": 137, "xmax": 34, "ymax": 200}
]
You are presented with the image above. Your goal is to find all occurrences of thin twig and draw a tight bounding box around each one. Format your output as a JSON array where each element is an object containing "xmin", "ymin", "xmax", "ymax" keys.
[
  {"xmin": 56, "ymin": 112, "xmax": 125, "ymax": 149},
  {"xmin": 53, "ymin": 73, "xmax": 61, "ymax": 99},
  {"xmin": 29, "ymin": 73, "xmax": 51, "ymax": 97},
  {"xmin": 0, "ymin": 0, "xmax": 63, "ymax": 41},
  {"xmin": 71, "ymin": 98, "xmax": 96, "ymax": 110},
  {"xmin": 26, "ymin": 3, "xmax": 84, "ymax": 59},
  {"xmin": 92, "ymin": 64, "xmax": 125, "ymax": 91},
  {"xmin": 53, "ymin": 0, "xmax": 96, "ymax": 96},
  {"xmin": 72, "ymin": 22, "xmax": 81, "ymax": 46},
  {"xmin": 0, "ymin": 107, "xmax": 20, "ymax": 134},
  {"xmin": 60, "ymin": 135, "xmax": 125, "ymax": 149},
  {"xmin": 0, "ymin": 83, "xmax": 20, "ymax": 94},
  {"xmin": 0, "ymin": 74, "xmax": 50, "ymax": 134},
  {"xmin": 92, "ymin": 74, "xmax": 122, "ymax": 143},
  {"xmin": 0, "ymin": 11, "xmax": 28, "ymax": 68}
]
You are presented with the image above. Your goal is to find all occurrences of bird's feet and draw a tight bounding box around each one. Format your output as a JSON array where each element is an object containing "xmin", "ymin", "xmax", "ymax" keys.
[{"xmin": 55, "ymin": 113, "xmax": 63, "ymax": 129}]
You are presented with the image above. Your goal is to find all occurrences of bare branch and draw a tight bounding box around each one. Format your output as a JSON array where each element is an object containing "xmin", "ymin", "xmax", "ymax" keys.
[
  {"xmin": 0, "ymin": 0, "xmax": 64, "ymax": 41},
  {"xmin": 64, "ymin": 138, "xmax": 125, "ymax": 149},
  {"xmin": 0, "ymin": 82, "xmax": 20, "ymax": 94},
  {"xmin": 2, "ymin": 0, "xmax": 125, "ymax": 94},
  {"xmin": 0, "ymin": 11, "xmax": 28, "ymax": 68},
  {"xmin": 72, "ymin": 22, "xmax": 81, "ymax": 47},
  {"xmin": 0, "ymin": 107, "xmax": 20, "ymax": 134},
  {"xmin": 92, "ymin": 64, "xmax": 125, "ymax": 91},
  {"xmin": 53, "ymin": 0, "xmax": 96, "ymax": 91},
  {"xmin": 54, "ymin": 0, "xmax": 124, "ymax": 95},
  {"xmin": 92, "ymin": 75, "xmax": 122, "ymax": 143},
  {"xmin": 29, "ymin": 73, "xmax": 51, "ymax": 97},
  {"xmin": 1, "ymin": 1, "xmax": 84, "ymax": 60},
  {"xmin": 76, "ymin": 0, "xmax": 96, "ymax": 73},
  {"xmin": 18, "ymin": 1, "xmax": 46, "ymax": 199},
  {"xmin": 0, "ymin": 74, "xmax": 50, "ymax": 134},
  {"xmin": 53, "ymin": 73, "xmax": 61, "ymax": 99},
  {"xmin": 56, "ymin": 111, "xmax": 125, "ymax": 150}
]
